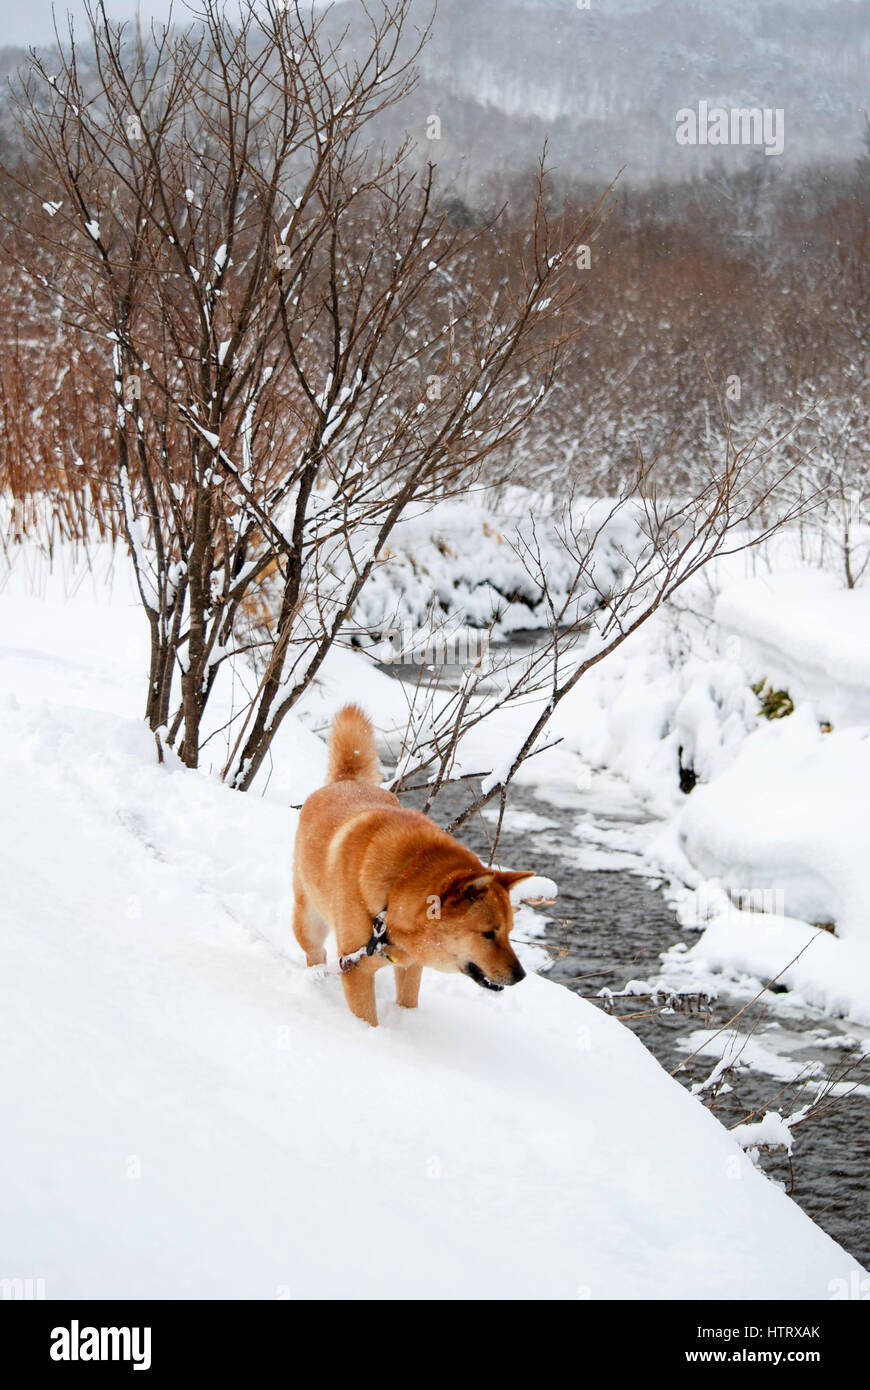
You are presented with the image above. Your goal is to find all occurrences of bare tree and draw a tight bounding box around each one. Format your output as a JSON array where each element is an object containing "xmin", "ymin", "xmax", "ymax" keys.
[
  {"xmin": 793, "ymin": 382, "xmax": 870, "ymax": 590},
  {"xmin": 6, "ymin": 0, "xmax": 599, "ymax": 783}
]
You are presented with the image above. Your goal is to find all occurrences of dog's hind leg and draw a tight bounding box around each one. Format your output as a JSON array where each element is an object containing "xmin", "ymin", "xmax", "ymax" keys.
[
  {"xmin": 394, "ymin": 962, "xmax": 422, "ymax": 1010},
  {"xmin": 292, "ymin": 884, "xmax": 328, "ymax": 967}
]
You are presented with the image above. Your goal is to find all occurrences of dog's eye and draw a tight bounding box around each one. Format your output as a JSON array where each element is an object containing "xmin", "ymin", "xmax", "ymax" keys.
[{"xmin": 482, "ymin": 929, "xmax": 496, "ymax": 940}]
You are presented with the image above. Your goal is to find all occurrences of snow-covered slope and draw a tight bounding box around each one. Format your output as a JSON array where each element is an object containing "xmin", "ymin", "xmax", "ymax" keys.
[
  {"xmin": 0, "ymin": 544, "xmax": 864, "ymax": 1297},
  {"xmin": 715, "ymin": 571, "xmax": 870, "ymax": 729},
  {"xmin": 315, "ymin": 0, "xmax": 870, "ymax": 189}
]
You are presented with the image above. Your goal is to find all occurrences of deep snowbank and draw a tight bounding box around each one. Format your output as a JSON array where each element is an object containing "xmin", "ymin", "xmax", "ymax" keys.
[
  {"xmin": 507, "ymin": 555, "xmax": 870, "ymax": 1024},
  {"xmin": 715, "ymin": 570, "xmax": 870, "ymax": 728},
  {"xmin": 350, "ymin": 493, "xmax": 644, "ymax": 643},
  {"xmin": 0, "ymin": 547, "xmax": 864, "ymax": 1297}
]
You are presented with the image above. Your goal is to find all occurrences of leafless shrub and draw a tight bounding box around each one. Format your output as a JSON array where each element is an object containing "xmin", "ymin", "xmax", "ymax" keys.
[{"xmin": 5, "ymin": 0, "xmax": 602, "ymax": 783}]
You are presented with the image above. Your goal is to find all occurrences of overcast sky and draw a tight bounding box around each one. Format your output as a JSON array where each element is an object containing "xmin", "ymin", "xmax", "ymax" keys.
[
  {"xmin": 0, "ymin": 1, "xmax": 178, "ymax": 48},
  {"xmin": 0, "ymin": 1, "xmax": 349, "ymax": 49}
]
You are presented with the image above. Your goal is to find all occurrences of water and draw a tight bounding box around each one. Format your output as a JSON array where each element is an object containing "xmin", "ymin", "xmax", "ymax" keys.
[
  {"xmin": 382, "ymin": 629, "xmax": 870, "ymax": 1270},
  {"xmin": 401, "ymin": 767, "xmax": 870, "ymax": 1272}
]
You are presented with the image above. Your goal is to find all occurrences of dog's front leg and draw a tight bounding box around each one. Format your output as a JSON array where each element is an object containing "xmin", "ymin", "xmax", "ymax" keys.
[
  {"xmin": 341, "ymin": 960, "xmax": 379, "ymax": 1027},
  {"xmin": 394, "ymin": 962, "xmax": 422, "ymax": 1009}
]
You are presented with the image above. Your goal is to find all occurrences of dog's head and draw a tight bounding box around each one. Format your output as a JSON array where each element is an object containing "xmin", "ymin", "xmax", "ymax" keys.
[{"xmin": 387, "ymin": 865, "xmax": 534, "ymax": 991}]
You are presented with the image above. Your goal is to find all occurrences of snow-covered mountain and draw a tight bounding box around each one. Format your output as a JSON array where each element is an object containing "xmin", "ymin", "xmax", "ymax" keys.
[
  {"xmin": 0, "ymin": 0, "xmax": 865, "ymax": 188},
  {"xmin": 328, "ymin": 0, "xmax": 870, "ymax": 190}
]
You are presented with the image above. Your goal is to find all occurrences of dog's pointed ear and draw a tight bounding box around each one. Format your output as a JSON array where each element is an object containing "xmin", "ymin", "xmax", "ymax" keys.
[
  {"xmin": 443, "ymin": 871, "xmax": 494, "ymax": 905},
  {"xmin": 495, "ymin": 870, "xmax": 537, "ymax": 892}
]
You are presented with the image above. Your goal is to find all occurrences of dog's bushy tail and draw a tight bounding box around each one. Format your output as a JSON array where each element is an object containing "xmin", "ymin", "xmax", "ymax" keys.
[{"xmin": 326, "ymin": 704, "xmax": 381, "ymax": 786}]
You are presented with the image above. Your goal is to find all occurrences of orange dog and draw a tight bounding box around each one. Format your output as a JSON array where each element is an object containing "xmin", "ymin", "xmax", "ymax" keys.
[{"xmin": 292, "ymin": 704, "xmax": 533, "ymax": 1026}]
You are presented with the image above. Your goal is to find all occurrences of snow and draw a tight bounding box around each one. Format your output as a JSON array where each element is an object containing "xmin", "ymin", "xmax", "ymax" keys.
[
  {"xmin": 659, "ymin": 890, "xmax": 870, "ymax": 1025},
  {"xmin": 494, "ymin": 550, "xmax": 870, "ymax": 1027},
  {"xmin": 1, "ymin": 542, "xmax": 862, "ymax": 1297},
  {"xmin": 510, "ymin": 874, "xmax": 558, "ymax": 903},
  {"xmin": 669, "ymin": 712, "xmax": 870, "ymax": 937},
  {"xmin": 732, "ymin": 1112, "xmax": 795, "ymax": 1156},
  {"xmin": 715, "ymin": 570, "xmax": 870, "ymax": 727},
  {"xmin": 677, "ymin": 1024, "xmax": 828, "ymax": 1090},
  {"xmin": 481, "ymin": 749, "xmax": 516, "ymax": 795},
  {"xmin": 351, "ymin": 493, "xmax": 642, "ymax": 641}
]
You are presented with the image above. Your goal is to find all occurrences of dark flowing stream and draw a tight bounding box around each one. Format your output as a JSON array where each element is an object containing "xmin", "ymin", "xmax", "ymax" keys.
[{"xmin": 390, "ymin": 655, "xmax": 870, "ymax": 1273}]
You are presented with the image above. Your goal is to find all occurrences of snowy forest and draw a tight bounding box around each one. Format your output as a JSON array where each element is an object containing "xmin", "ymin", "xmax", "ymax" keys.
[{"xmin": 1, "ymin": 0, "xmax": 869, "ymax": 1322}]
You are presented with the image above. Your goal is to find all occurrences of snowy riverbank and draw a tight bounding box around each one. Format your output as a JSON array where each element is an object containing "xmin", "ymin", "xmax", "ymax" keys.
[
  {"xmin": 1, "ymin": 543, "xmax": 864, "ymax": 1297},
  {"xmin": 527, "ymin": 554, "xmax": 870, "ymax": 1026},
  {"xmin": 359, "ymin": 508, "xmax": 870, "ymax": 1027}
]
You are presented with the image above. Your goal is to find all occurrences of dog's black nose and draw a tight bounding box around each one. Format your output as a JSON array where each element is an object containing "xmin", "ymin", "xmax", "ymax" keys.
[{"xmin": 510, "ymin": 963, "xmax": 526, "ymax": 985}]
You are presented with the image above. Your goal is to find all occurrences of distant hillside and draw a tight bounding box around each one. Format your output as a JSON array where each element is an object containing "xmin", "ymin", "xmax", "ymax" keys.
[
  {"xmin": 324, "ymin": 0, "xmax": 870, "ymax": 194},
  {"xmin": 1, "ymin": 0, "xmax": 867, "ymax": 191}
]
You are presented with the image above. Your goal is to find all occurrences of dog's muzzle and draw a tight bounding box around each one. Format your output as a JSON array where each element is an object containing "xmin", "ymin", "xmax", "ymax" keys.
[{"xmin": 463, "ymin": 961, "xmax": 526, "ymax": 992}]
